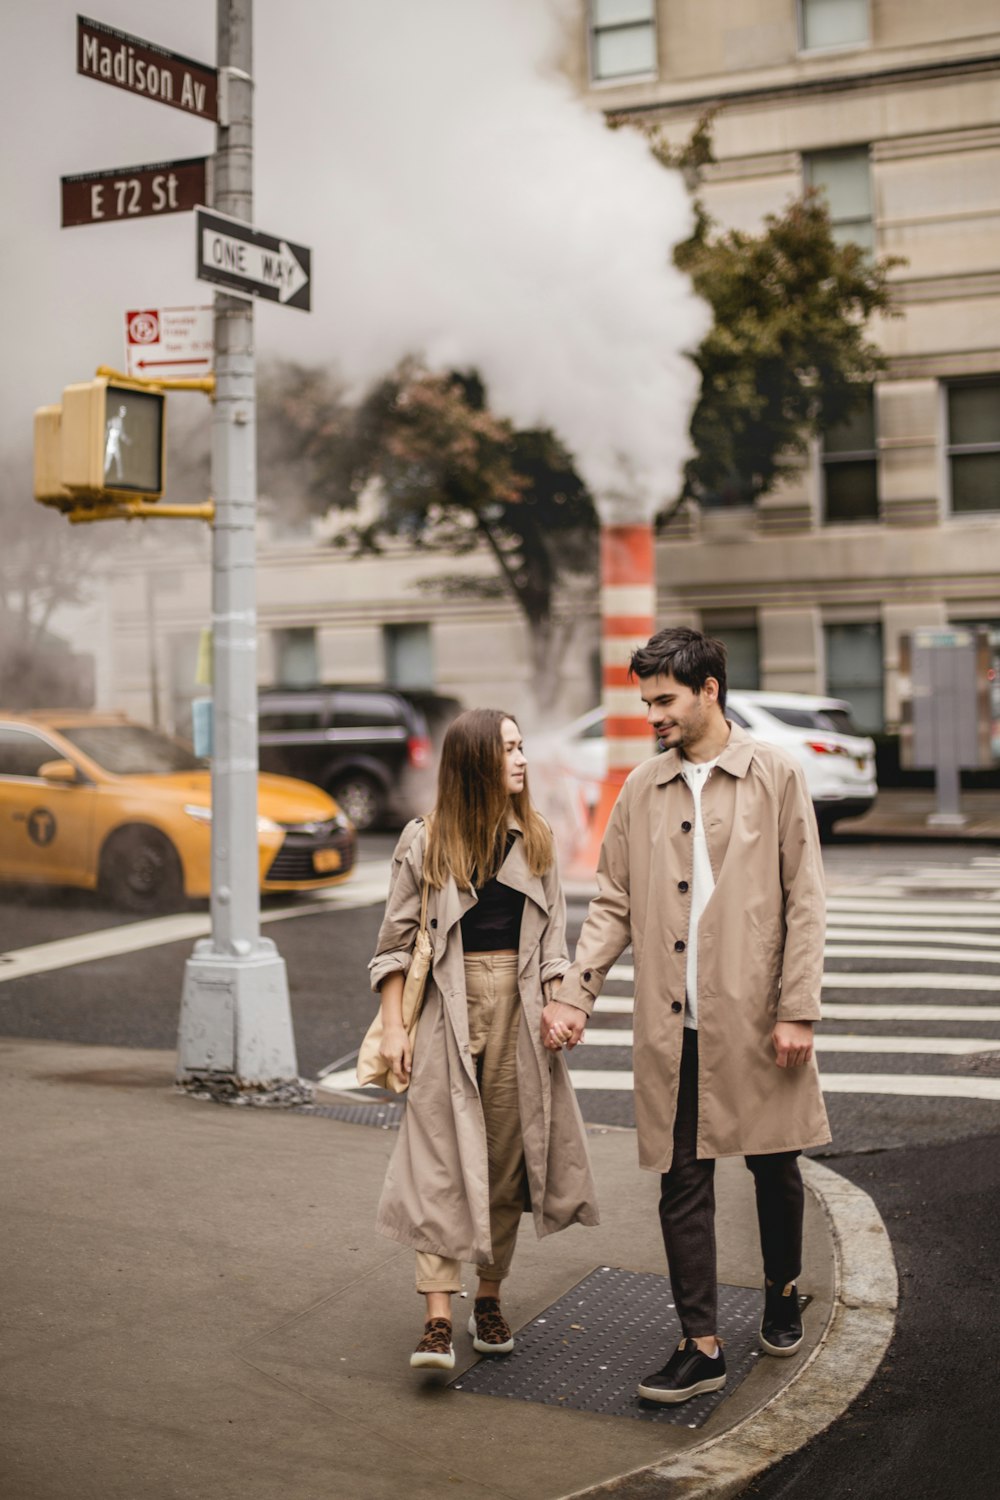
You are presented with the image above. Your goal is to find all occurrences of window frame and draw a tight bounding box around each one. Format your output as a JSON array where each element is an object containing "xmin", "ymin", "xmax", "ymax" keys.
[
  {"xmin": 943, "ymin": 377, "xmax": 1000, "ymax": 519},
  {"xmin": 820, "ymin": 386, "xmax": 880, "ymax": 526},
  {"xmin": 803, "ymin": 145, "xmax": 875, "ymax": 253},
  {"xmin": 587, "ymin": 0, "xmax": 658, "ymax": 86},
  {"xmin": 797, "ymin": 0, "xmax": 871, "ymax": 56}
]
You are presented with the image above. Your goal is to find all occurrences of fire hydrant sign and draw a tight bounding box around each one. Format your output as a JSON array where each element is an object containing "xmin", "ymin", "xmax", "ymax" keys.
[{"xmin": 124, "ymin": 306, "xmax": 213, "ymax": 377}]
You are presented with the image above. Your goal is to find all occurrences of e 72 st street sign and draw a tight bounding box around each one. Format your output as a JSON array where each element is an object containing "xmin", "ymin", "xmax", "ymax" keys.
[
  {"xmin": 62, "ymin": 157, "xmax": 207, "ymax": 228},
  {"xmin": 195, "ymin": 208, "xmax": 312, "ymax": 312},
  {"xmin": 77, "ymin": 14, "xmax": 218, "ymax": 121}
]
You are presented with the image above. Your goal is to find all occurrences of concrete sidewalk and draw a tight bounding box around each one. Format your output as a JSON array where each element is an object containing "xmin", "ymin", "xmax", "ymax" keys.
[
  {"xmin": 834, "ymin": 787, "xmax": 1000, "ymax": 841},
  {"xmin": 1, "ymin": 1038, "xmax": 896, "ymax": 1500}
]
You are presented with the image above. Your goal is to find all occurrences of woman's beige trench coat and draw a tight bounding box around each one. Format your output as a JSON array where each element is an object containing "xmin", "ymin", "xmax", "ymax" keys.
[
  {"xmin": 368, "ymin": 819, "xmax": 599, "ymax": 1266},
  {"xmin": 558, "ymin": 725, "xmax": 832, "ymax": 1174}
]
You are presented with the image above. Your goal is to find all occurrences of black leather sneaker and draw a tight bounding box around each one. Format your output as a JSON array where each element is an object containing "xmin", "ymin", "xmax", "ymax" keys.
[
  {"xmin": 759, "ymin": 1280, "xmax": 804, "ymax": 1356},
  {"xmin": 637, "ymin": 1338, "xmax": 727, "ymax": 1404}
]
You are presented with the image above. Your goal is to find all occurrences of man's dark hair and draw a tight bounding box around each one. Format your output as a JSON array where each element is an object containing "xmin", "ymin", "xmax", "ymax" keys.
[{"xmin": 628, "ymin": 627, "xmax": 728, "ymax": 710}]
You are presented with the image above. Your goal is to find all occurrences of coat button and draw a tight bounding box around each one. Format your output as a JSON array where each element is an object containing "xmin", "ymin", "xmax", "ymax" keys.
[
  {"xmin": 674, "ymin": 939, "xmax": 686, "ymax": 953},
  {"xmin": 671, "ymin": 1000, "xmax": 683, "ymax": 1014},
  {"xmin": 681, "ymin": 820, "xmax": 692, "ymax": 833},
  {"xmin": 583, "ymin": 969, "xmax": 592, "ymax": 981},
  {"xmin": 678, "ymin": 880, "xmax": 689, "ymax": 893},
  {"xmin": 430, "ymin": 918, "xmax": 438, "ymax": 928}
]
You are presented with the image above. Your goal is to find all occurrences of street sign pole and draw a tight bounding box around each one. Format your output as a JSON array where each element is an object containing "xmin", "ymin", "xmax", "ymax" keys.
[{"xmin": 177, "ymin": 0, "xmax": 299, "ymax": 1090}]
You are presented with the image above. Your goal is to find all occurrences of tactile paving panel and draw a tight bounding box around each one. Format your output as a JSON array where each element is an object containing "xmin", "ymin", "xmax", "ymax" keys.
[{"xmin": 451, "ymin": 1266, "xmax": 809, "ymax": 1428}]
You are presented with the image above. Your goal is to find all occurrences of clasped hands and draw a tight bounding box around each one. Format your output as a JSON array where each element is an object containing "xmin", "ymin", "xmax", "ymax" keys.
[{"xmin": 541, "ymin": 994, "xmax": 588, "ymax": 1053}]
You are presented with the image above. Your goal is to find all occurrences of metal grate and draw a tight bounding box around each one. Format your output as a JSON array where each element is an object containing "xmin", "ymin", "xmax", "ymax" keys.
[
  {"xmin": 451, "ymin": 1266, "xmax": 809, "ymax": 1428},
  {"xmin": 294, "ymin": 1098, "xmax": 404, "ymax": 1129}
]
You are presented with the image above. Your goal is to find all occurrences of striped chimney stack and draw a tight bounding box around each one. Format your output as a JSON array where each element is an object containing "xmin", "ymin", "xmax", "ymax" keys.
[{"xmin": 572, "ymin": 520, "xmax": 656, "ymax": 873}]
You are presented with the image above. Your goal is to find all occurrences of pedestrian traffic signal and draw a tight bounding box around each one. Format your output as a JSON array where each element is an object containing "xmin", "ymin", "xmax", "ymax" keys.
[{"xmin": 34, "ymin": 375, "xmax": 166, "ymax": 510}]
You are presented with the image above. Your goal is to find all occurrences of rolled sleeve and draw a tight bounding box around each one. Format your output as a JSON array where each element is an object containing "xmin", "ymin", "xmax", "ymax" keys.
[{"xmin": 367, "ymin": 822, "xmax": 424, "ymax": 995}]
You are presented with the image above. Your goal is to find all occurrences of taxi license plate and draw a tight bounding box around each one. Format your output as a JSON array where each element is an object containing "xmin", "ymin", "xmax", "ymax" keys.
[{"xmin": 313, "ymin": 848, "xmax": 342, "ymax": 873}]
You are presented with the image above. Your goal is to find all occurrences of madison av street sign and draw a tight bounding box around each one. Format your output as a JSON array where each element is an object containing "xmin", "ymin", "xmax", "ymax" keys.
[
  {"xmin": 77, "ymin": 15, "xmax": 218, "ymax": 121},
  {"xmin": 195, "ymin": 208, "xmax": 312, "ymax": 312},
  {"xmin": 62, "ymin": 157, "xmax": 207, "ymax": 228}
]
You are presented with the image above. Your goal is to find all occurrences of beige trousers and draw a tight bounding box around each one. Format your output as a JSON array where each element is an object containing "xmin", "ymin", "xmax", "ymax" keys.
[{"xmin": 415, "ymin": 953, "xmax": 528, "ymax": 1294}]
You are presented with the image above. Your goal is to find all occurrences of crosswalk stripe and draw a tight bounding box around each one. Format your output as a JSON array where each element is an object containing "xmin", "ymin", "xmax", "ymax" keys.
[
  {"xmin": 577, "ymin": 1030, "xmax": 1000, "ymax": 1054},
  {"xmin": 827, "ymin": 898, "xmax": 1000, "ymax": 915},
  {"xmin": 587, "ymin": 997, "xmax": 1000, "ymax": 1022},
  {"xmin": 824, "ymin": 945, "xmax": 1000, "ymax": 965},
  {"xmin": 825, "ymin": 918, "xmax": 1000, "ymax": 939},
  {"xmin": 563, "ymin": 1070, "xmax": 1000, "ymax": 1101},
  {"xmin": 821, "ymin": 972, "xmax": 1000, "ymax": 991}
]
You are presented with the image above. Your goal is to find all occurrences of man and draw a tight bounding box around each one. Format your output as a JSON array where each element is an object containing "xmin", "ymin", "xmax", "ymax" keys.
[{"xmin": 543, "ymin": 627, "xmax": 830, "ymax": 1404}]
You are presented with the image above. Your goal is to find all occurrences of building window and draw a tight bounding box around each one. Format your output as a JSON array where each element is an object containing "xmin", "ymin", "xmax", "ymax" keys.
[
  {"xmin": 824, "ymin": 622, "xmax": 884, "ymax": 732},
  {"xmin": 799, "ymin": 0, "xmax": 869, "ymax": 52},
  {"xmin": 702, "ymin": 621, "xmax": 760, "ymax": 689},
  {"xmin": 272, "ymin": 627, "xmax": 318, "ymax": 688},
  {"xmin": 822, "ymin": 388, "xmax": 879, "ymax": 523},
  {"xmin": 947, "ymin": 381, "xmax": 1000, "ymax": 515},
  {"xmin": 804, "ymin": 147, "xmax": 874, "ymax": 251},
  {"xmin": 384, "ymin": 623, "xmax": 434, "ymax": 689},
  {"xmin": 590, "ymin": 0, "xmax": 656, "ymax": 82}
]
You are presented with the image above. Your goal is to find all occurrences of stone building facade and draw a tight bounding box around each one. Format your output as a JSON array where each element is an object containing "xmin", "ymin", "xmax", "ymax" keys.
[{"xmin": 572, "ymin": 0, "xmax": 1000, "ymax": 732}]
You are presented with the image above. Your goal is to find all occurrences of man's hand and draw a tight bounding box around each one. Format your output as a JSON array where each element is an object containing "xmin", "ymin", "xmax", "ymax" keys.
[
  {"xmin": 541, "ymin": 999, "xmax": 588, "ymax": 1053},
  {"xmin": 772, "ymin": 1020, "xmax": 815, "ymax": 1068}
]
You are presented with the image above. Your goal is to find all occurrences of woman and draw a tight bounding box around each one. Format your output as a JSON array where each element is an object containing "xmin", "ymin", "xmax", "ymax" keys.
[{"xmin": 369, "ymin": 708, "xmax": 599, "ymax": 1371}]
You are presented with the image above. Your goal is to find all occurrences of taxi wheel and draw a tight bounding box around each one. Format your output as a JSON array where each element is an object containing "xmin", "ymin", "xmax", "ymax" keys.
[
  {"xmin": 99, "ymin": 826, "xmax": 185, "ymax": 913},
  {"xmin": 329, "ymin": 773, "xmax": 383, "ymax": 832}
]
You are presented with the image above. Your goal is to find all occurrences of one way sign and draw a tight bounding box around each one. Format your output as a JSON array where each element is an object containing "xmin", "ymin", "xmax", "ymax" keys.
[{"xmin": 195, "ymin": 206, "xmax": 312, "ymax": 311}]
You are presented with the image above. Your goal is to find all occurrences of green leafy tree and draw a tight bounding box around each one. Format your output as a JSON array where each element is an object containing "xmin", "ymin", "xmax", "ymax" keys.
[
  {"xmin": 642, "ymin": 117, "xmax": 901, "ymax": 512},
  {"xmin": 258, "ymin": 361, "xmax": 598, "ymax": 697}
]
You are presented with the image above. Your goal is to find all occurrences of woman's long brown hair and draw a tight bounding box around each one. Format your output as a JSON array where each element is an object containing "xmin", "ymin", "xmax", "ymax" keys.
[{"xmin": 423, "ymin": 708, "xmax": 553, "ymax": 888}]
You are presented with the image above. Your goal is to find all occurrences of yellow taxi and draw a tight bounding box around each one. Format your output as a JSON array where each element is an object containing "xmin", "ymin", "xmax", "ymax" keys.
[{"xmin": 0, "ymin": 710, "xmax": 357, "ymax": 911}]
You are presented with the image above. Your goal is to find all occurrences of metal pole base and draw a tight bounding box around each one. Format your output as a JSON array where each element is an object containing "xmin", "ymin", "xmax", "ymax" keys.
[
  {"xmin": 177, "ymin": 937, "xmax": 299, "ymax": 1088},
  {"xmin": 926, "ymin": 812, "xmax": 968, "ymax": 828}
]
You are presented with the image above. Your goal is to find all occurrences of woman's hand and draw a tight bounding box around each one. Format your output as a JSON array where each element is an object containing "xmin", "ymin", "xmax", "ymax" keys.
[
  {"xmin": 379, "ymin": 1021, "xmax": 412, "ymax": 1086},
  {"xmin": 541, "ymin": 999, "xmax": 587, "ymax": 1053}
]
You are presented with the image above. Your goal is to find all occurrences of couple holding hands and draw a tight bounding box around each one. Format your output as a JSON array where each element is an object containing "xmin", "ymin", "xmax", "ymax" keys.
[{"xmin": 369, "ymin": 627, "xmax": 830, "ymax": 1405}]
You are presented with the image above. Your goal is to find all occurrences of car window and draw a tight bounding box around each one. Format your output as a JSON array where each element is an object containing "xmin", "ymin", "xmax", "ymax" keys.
[
  {"xmin": 579, "ymin": 716, "xmax": 605, "ymax": 741},
  {"xmin": 334, "ymin": 692, "xmax": 406, "ymax": 729},
  {"xmin": 57, "ymin": 724, "xmax": 203, "ymax": 774},
  {"xmin": 0, "ymin": 727, "xmax": 63, "ymax": 777},
  {"xmin": 259, "ymin": 707, "xmax": 327, "ymax": 732},
  {"xmin": 762, "ymin": 705, "xmax": 859, "ymax": 734},
  {"xmin": 726, "ymin": 706, "xmax": 750, "ymax": 729}
]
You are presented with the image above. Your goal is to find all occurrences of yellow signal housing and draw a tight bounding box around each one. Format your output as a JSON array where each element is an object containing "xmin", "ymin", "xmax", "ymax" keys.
[{"xmin": 34, "ymin": 375, "xmax": 166, "ymax": 509}]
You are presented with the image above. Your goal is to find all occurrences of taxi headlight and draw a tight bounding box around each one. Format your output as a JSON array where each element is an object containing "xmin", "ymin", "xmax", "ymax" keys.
[{"xmin": 184, "ymin": 804, "xmax": 283, "ymax": 836}]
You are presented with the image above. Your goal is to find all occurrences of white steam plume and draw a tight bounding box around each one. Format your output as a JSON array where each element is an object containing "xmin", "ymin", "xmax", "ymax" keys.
[{"xmin": 256, "ymin": 0, "xmax": 708, "ymax": 521}]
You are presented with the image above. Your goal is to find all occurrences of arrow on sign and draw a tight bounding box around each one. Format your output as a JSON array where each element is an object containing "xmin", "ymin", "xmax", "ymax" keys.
[
  {"xmin": 194, "ymin": 208, "xmax": 312, "ymax": 311},
  {"xmin": 135, "ymin": 357, "xmax": 212, "ymax": 369},
  {"xmin": 201, "ymin": 228, "xmax": 308, "ymax": 304}
]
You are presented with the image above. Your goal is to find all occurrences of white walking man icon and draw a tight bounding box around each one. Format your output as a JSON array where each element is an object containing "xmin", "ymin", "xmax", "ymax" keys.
[{"xmin": 104, "ymin": 405, "xmax": 132, "ymax": 482}]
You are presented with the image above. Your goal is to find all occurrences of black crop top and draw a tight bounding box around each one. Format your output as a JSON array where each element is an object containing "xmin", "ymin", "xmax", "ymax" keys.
[{"xmin": 460, "ymin": 833, "xmax": 526, "ymax": 952}]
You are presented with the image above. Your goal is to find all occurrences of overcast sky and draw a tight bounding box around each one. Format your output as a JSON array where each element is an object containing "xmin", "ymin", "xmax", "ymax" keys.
[{"xmin": 3, "ymin": 1, "xmax": 706, "ymax": 515}]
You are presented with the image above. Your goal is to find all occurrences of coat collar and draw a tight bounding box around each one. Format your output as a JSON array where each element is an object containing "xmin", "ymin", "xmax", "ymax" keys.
[
  {"xmin": 654, "ymin": 720, "xmax": 756, "ymax": 784},
  {"xmin": 495, "ymin": 820, "xmax": 548, "ymax": 913}
]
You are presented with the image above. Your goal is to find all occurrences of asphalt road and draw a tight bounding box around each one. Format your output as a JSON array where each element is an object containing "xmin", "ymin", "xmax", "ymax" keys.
[{"xmin": 2, "ymin": 838, "xmax": 999, "ymax": 1498}]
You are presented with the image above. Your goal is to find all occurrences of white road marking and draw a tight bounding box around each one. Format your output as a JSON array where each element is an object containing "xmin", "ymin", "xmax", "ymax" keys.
[
  {"xmin": 822, "ymin": 972, "xmax": 1000, "ymax": 991},
  {"xmin": 826, "ymin": 916, "xmax": 1000, "ymax": 937},
  {"xmin": 581, "ymin": 1030, "xmax": 1000, "ymax": 1055},
  {"xmin": 563, "ymin": 1070, "xmax": 1000, "ymax": 1101},
  {"xmin": 827, "ymin": 898, "xmax": 1000, "ymax": 915},
  {"xmin": 0, "ymin": 862, "xmax": 393, "ymax": 986},
  {"xmin": 587, "ymin": 998, "xmax": 1000, "ymax": 1023},
  {"xmin": 825, "ymin": 945, "xmax": 1000, "ymax": 965}
]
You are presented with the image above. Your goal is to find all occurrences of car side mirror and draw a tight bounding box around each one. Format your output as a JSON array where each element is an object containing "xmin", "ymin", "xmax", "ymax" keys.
[{"xmin": 37, "ymin": 759, "xmax": 80, "ymax": 786}]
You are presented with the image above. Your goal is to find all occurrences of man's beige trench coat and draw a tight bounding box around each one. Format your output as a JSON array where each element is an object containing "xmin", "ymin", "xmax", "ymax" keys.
[
  {"xmin": 558, "ymin": 724, "xmax": 831, "ymax": 1174},
  {"xmin": 368, "ymin": 818, "xmax": 599, "ymax": 1265}
]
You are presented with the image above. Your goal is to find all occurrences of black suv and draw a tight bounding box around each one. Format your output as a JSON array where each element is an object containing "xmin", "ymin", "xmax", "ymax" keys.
[{"xmin": 257, "ymin": 686, "xmax": 461, "ymax": 831}]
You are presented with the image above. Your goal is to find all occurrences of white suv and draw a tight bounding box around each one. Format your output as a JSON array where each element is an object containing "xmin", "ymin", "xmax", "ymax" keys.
[{"xmin": 534, "ymin": 691, "xmax": 877, "ymax": 835}]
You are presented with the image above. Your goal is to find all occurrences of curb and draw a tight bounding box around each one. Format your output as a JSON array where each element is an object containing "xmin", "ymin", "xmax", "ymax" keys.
[{"xmin": 561, "ymin": 1157, "xmax": 898, "ymax": 1500}]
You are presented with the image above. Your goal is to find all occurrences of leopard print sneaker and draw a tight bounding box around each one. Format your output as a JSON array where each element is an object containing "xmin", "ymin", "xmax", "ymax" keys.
[
  {"xmin": 410, "ymin": 1317, "xmax": 455, "ymax": 1370},
  {"xmin": 468, "ymin": 1297, "xmax": 514, "ymax": 1355}
]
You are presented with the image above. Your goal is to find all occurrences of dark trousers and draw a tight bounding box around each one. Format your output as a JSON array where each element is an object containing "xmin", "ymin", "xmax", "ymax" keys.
[{"xmin": 658, "ymin": 1028, "xmax": 804, "ymax": 1339}]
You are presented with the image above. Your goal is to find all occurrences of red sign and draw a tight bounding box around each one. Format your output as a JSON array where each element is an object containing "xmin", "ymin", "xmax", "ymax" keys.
[
  {"xmin": 61, "ymin": 157, "xmax": 207, "ymax": 228},
  {"xmin": 77, "ymin": 15, "xmax": 218, "ymax": 122}
]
